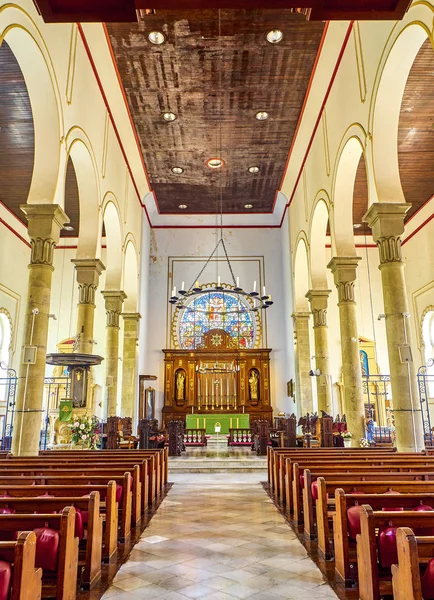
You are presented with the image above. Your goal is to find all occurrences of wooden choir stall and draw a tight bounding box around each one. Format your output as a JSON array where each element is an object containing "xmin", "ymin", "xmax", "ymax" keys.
[{"xmin": 162, "ymin": 329, "xmax": 272, "ymax": 431}]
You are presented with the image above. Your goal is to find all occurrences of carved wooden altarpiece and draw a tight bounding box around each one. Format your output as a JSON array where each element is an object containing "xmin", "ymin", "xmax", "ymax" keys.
[{"xmin": 162, "ymin": 329, "xmax": 272, "ymax": 427}]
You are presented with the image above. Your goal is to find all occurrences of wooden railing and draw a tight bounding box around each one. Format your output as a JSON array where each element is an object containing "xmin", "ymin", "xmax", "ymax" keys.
[
  {"xmin": 184, "ymin": 429, "xmax": 207, "ymax": 446},
  {"xmin": 228, "ymin": 428, "xmax": 252, "ymax": 446}
]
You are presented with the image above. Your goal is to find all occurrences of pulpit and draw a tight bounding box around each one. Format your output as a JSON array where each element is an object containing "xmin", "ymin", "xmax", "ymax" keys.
[{"xmin": 162, "ymin": 329, "xmax": 272, "ymax": 427}]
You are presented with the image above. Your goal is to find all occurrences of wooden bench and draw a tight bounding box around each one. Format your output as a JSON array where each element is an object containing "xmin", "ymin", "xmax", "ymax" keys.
[
  {"xmin": 357, "ymin": 505, "xmax": 434, "ymax": 600},
  {"xmin": 333, "ymin": 490, "xmax": 434, "ymax": 586},
  {"xmin": 0, "ymin": 494, "xmax": 102, "ymax": 589},
  {"xmin": 392, "ymin": 527, "xmax": 434, "ymax": 600},
  {"xmin": 0, "ymin": 483, "xmax": 118, "ymax": 562},
  {"xmin": 316, "ymin": 479, "xmax": 434, "ymax": 564},
  {"xmin": 293, "ymin": 463, "xmax": 434, "ymax": 526},
  {"xmin": 0, "ymin": 508, "xmax": 78, "ymax": 600},
  {"xmin": 0, "ymin": 531, "xmax": 42, "ymax": 600}
]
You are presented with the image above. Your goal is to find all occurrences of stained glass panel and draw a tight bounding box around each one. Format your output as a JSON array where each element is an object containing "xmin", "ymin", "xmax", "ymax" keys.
[{"xmin": 178, "ymin": 291, "xmax": 256, "ymax": 349}]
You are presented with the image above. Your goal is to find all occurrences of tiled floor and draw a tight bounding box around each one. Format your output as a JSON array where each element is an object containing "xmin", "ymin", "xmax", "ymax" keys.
[{"xmin": 102, "ymin": 473, "xmax": 338, "ymax": 599}]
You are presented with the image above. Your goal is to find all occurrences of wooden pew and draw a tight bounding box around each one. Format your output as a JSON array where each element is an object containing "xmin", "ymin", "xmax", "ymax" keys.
[
  {"xmin": 0, "ymin": 494, "xmax": 102, "ymax": 589},
  {"xmin": 392, "ymin": 527, "xmax": 434, "ymax": 600},
  {"xmin": 316, "ymin": 479, "xmax": 434, "ymax": 563},
  {"xmin": 293, "ymin": 463, "xmax": 434, "ymax": 525},
  {"xmin": 333, "ymin": 490, "xmax": 434, "ymax": 586},
  {"xmin": 357, "ymin": 505, "xmax": 434, "ymax": 600},
  {"xmin": 0, "ymin": 483, "xmax": 118, "ymax": 561},
  {"xmin": 284, "ymin": 454, "xmax": 434, "ymax": 513},
  {"xmin": 0, "ymin": 467, "xmax": 134, "ymax": 536},
  {"xmin": 0, "ymin": 508, "xmax": 79, "ymax": 600},
  {"xmin": 0, "ymin": 531, "xmax": 43, "ymax": 600}
]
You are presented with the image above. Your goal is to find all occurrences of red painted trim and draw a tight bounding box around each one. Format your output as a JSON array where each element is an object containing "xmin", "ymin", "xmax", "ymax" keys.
[
  {"xmin": 326, "ymin": 243, "xmax": 377, "ymax": 249},
  {"xmin": 55, "ymin": 244, "xmax": 108, "ymax": 250},
  {"xmin": 278, "ymin": 21, "xmax": 329, "ymax": 196},
  {"xmin": 0, "ymin": 218, "xmax": 31, "ymax": 248},
  {"xmin": 279, "ymin": 21, "xmax": 354, "ymax": 228},
  {"xmin": 152, "ymin": 224, "xmax": 280, "ymax": 229},
  {"xmin": 0, "ymin": 200, "xmax": 28, "ymax": 229},
  {"xmin": 77, "ymin": 24, "xmax": 152, "ymax": 229},
  {"xmin": 402, "ymin": 211, "xmax": 434, "ymax": 246}
]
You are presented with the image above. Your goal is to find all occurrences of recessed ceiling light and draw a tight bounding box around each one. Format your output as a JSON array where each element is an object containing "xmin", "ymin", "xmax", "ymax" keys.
[
  {"xmin": 63, "ymin": 225, "xmax": 74, "ymax": 231},
  {"xmin": 179, "ymin": 204, "xmax": 187, "ymax": 209},
  {"xmin": 206, "ymin": 158, "xmax": 224, "ymax": 169},
  {"xmin": 244, "ymin": 204, "xmax": 253, "ymax": 209},
  {"xmin": 267, "ymin": 29, "xmax": 283, "ymax": 44},
  {"xmin": 148, "ymin": 31, "xmax": 165, "ymax": 45},
  {"xmin": 255, "ymin": 111, "xmax": 269, "ymax": 121},
  {"xmin": 162, "ymin": 112, "xmax": 176, "ymax": 122},
  {"xmin": 353, "ymin": 223, "xmax": 362, "ymax": 229},
  {"xmin": 171, "ymin": 167, "xmax": 184, "ymax": 174},
  {"xmin": 248, "ymin": 166, "xmax": 260, "ymax": 174}
]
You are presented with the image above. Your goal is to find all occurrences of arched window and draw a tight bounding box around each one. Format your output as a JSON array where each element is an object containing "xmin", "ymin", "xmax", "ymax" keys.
[
  {"xmin": 177, "ymin": 290, "xmax": 256, "ymax": 350},
  {"xmin": 422, "ymin": 310, "xmax": 434, "ymax": 396},
  {"xmin": 0, "ymin": 312, "xmax": 12, "ymax": 369}
]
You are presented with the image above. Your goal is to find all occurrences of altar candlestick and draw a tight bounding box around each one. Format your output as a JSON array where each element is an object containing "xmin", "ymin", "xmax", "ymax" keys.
[
  {"xmin": 218, "ymin": 275, "xmax": 221, "ymax": 286},
  {"xmin": 263, "ymin": 285, "xmax": 266, "ymax": 296},
  {"xmin": 236, "ymin": 276, "xmax": 239, "ymax": 287},
  {"xmin": 181, "ymin": 281, "xmax": 185, "ymax": 291},
  {"xmin": 253, "ymin": 280, "xmax": 256, "ymax": 293}
]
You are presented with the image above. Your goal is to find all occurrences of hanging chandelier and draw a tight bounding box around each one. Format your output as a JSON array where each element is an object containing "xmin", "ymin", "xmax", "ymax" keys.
[{"xmin": 169, "ymin": 10, "xmax": 273, "ymax": 317}]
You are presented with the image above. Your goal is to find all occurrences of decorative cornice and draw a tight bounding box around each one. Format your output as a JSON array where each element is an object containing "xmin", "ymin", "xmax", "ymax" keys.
[
  {"xmin": 29, "ymin": 238, "xmax": 56, "ymax": 267},
  {"xmin": 377, "ymin": 236, "xmax": 403, "ymax": 264}
]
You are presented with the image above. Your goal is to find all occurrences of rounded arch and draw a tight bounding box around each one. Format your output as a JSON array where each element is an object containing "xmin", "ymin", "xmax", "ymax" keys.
[
  {"xmin": 0, "ymin": 308, "xmax": 13, "ymax": 368},
  {"xmin": 123, "ymin": 236, "xmax": 139, "ymax": 312},
  {"xmin": 293, "ymin": 235, "xmax": 310, "ymax": 311},
  {"xmin": 332, "ymin": 129, "xmax": 367, "ymax": 256},
  {"xmin": 65, "ymin": 129, "xmax": 101, "ymax": 259},
  {"xmin": 0, "ymin": 6, "xmax": 63, "ymax": 205},
  {"xmin": 370, "ymin": 18, "xmax": 433, "ymax": 204},
  {"xmin": 309, "ymin": 194, "xmax": 331, "ymax": 289},
  {"xmin": 102, "ymin": 195, "xmax": 123, "ymax": 290}
]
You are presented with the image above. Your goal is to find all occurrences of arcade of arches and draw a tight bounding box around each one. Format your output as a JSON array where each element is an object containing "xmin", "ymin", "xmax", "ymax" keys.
[{"xmin": 2, "ymin": 0, "xmax": 434, "ymax": 454}]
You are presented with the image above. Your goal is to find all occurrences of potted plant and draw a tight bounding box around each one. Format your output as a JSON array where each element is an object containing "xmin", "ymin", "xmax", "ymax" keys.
[
  {"xmin": 341, "ymin": 431, "xmax": 353, "ymax": 448},
  {"xmin": 68, "ymin": 414, "xmax": 100, "ymax": 449}
]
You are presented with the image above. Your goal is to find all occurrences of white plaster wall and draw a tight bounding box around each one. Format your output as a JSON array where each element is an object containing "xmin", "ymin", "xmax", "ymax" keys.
[{"xmin": 143, "ymin": 227, "xmax": 293, "ymax": 423}]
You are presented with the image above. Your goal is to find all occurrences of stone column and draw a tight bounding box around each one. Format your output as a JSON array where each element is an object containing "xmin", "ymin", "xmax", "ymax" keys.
[
  {"xmin": 120, "ymin": 313, "xmax": 141, "ymax": 418},
  {"xmin": 306, "ymin": 290, "xmax": 333, "ymax": 414},
  {"xmin": 11, "ymin": 204, "xmax": 69, "ymax": 456},
  {"xmin": 102, "ymin": 291, "xmax": 127, "ymax": 418},
  {"xmin": 364, "ymin": 203, "xmax": 424, "ymax": 451},
  {"xmin": 71, "ymin": 259, "xmax": 105, "ymax": 354},
  {"xmin": 292, "ymin": 312, "xmax": 313, "ymax": 415},
  {"xmin": 328, "ymin": 257, "xmax": 365, "ymax": 441}
]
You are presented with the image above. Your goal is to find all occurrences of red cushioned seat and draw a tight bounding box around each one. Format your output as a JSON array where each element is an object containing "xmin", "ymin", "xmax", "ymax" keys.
[
  {"xmin": 421, "ymin": 557, "xmax": 434, "ymax": 600},
  {"xmin": 0, "ymin": 561, "xmax": 12, "ymax": 600},
  {"xmin": 347, "ymin": 505, "xmax": 362, "ymax": 540},
  {"xmin": 34, "ymin": 528, "xmax": 59, "ymax": 572},
  {"xmin": 413, "ymin": 504, "xmax": 434, "ymax": 536},
  {"xmin": 115, "ymin": 484, "xmax": 123, "ymax": 504},
  {"xmin": 58, "ymin": 508, "xmax": 84, "ymax": 540},
  {"xmin": 377, "ymin": 526, "xmax": 398, "ymax": 569},
  {"xmin": 0, "ymin": 509, "xmax": 16, "ymax": 545},
  {"xmin": 299, "ymin": 475, "xmax": 304, "ymax": 488}
]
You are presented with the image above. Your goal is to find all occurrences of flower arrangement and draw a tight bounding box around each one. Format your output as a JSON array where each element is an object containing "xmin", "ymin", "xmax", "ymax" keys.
[
  {"xmin": 69, "ymin": 414, "xmax": 100, "ymax": 449},
  {"xmin": 360, "ymin": 437, "xmax": 375, "ymax": 448},
  {"xmin": 341, "ymin": 431, "xmax": 353, "ymax": 439}
]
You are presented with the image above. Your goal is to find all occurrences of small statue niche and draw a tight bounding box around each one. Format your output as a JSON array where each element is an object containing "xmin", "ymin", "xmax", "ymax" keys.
[
  {"xmin": 175, "ymin": 369, "xmax": 186, "ymax": 406},
  {"xmin": 248, "ymin": 368, "xmax": 260, "ymax": 405}
]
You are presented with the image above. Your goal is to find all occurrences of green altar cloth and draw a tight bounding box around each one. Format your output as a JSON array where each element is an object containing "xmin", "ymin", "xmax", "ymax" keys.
[{"xmin": 186, "ymin": 414, "xmax": 250, "ymax": 435}]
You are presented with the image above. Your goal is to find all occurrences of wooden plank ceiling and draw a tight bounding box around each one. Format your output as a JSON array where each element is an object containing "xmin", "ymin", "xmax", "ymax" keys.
[
  {"xmin": 0, "ymin": 41, "xmax": 79, "ymax": 237},
  {"xmin": 107, "ymin": 10, "xmax": 325, "ymax": 213},
  {"xmin": 353, "ymin": 38, "xmax": 434, "ymax": 236}
]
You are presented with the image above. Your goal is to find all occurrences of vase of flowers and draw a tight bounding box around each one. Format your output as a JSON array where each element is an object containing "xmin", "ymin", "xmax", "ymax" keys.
[
  {"xmin": 68, "ymin": 414, "xmax": 100, "ymax": 450},
  {"xmin": 342, "ymin": 431, "xmax": 353, "ymax": 447}
]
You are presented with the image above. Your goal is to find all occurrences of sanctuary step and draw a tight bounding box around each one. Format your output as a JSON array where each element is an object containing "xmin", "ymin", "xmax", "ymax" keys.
[{"xmin": 169, "ymin": 436, "xmax": 267, "ymax": 473}]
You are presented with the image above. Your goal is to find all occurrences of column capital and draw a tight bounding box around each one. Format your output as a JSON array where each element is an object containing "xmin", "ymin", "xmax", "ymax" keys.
[
  {"xmin": 21, "ymin": 204, "xmax": 69, "ymax": 267},
  {"xmin": 72, "ymin": 259, "xmax": 106, "ymax": 305},
  {"xmin": 102, "ymin": 290, "xmax": 127, "ymax": 328},
  {"xmin": 363, "ymin": 203, "xmax": 411, "ymax": 265},
  {"xmin": 328, "ymin": 257, "xmax": 361, "ymax": 304},
  {"xmin": 306, "ymin": 289, "xmax": 331, "ymax": 328},
  {"xmin": 121, "ymin": 312, "xmax": 142, "ymax": 321}
]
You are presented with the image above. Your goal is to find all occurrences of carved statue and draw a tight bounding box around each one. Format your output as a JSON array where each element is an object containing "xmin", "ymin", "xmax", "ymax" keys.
[
  {"xmin": 249, "ymin": 370, "xmax": 259, "ymax": 401},
  {"xmin": 176, "ymin": 371, "xmax": 185, "ymax": 401}
]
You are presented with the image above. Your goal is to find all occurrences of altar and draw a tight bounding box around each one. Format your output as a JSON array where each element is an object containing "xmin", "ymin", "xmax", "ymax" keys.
[
  {"xmin": 162, "ymin": 329, "xmax": 272, "ymax": 427},
  {"xmin": 186, "ymin": 413, "xmax": 250, "ymax": 435}
]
